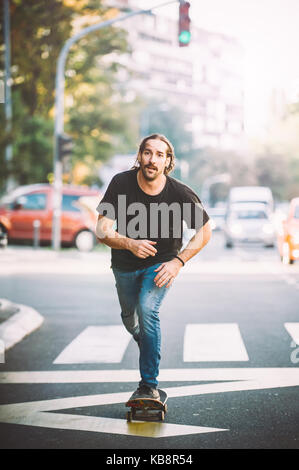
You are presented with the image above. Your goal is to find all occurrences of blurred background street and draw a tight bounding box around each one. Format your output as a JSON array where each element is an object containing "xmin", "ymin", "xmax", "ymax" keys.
[{"xmin": 0, "ymin": 0, "xmax": 299, "ymax": 451}]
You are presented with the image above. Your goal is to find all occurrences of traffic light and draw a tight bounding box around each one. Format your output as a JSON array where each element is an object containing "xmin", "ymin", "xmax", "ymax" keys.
[
  {"xmin": 58, "ymin": 133, "xmax": 73, "ymax": 173},
  {"xmin": 178, "ymin": 1, "xmax": 191, "ymax": 47},
  {"xmin": 58, "ymin": 133, "xmax": 73, "ymax": 160}
]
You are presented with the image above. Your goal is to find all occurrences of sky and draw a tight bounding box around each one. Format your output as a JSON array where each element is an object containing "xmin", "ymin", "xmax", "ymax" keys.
[{"xmin": 138, "ymin": 0, "xmax": 299, "ymax": 135}]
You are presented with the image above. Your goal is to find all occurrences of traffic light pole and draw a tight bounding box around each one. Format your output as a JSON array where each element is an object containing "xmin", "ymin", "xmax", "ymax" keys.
[{"xmin": 52, "ymin": 0, "xmax": 180, "ymax": 250}]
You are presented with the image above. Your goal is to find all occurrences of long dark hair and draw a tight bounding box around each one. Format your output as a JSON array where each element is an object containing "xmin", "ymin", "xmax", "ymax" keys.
[{"xmin": 131, "ymin": 134, "xmax": 175, "ymax": 175}]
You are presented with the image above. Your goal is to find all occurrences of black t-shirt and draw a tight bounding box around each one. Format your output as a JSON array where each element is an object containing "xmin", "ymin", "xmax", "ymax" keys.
[{"xmin": 96, "ymin": 168, "xmax": 209, "ymax": 271}]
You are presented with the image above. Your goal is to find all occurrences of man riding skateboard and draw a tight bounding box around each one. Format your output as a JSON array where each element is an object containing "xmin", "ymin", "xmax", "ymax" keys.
[{"xmin": 96, "ymin": 134, "xmax": 211, "ymax": 402}]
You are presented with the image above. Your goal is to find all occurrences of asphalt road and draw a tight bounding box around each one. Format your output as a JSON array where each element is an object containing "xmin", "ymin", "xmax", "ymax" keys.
[{"xmin": 0, "ymin": 232, "xmax": 299, "ymax": 453}]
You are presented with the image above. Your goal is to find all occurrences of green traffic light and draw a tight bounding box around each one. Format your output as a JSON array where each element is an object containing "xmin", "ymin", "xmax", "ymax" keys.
[{"xmin": 179, "ymin": 30, "xmax": 191, "ymax": 44}]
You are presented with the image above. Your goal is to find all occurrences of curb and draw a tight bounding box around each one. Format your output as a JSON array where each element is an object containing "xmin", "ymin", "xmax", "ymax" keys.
[{"xmin": 0, "ymin": 298, "xmax": 44, "ymax": 356}]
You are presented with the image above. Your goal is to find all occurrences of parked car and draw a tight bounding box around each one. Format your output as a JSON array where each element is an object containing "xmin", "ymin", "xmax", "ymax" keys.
[
  {"xmin": 277, "ymin": 197, "xmax": 299, "ymax": 264},
  {"xmin": 223, "ymin": 202, "xmax": 275, "ymax": 248},
  {"xmin": 0, "ymin": 184, "xmax": 102, "ymax": 251}
]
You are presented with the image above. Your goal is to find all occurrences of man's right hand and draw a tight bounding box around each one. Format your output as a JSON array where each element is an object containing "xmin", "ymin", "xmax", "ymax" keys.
[{"xmin": 128, "ymin": 239, "xmax": 157, "ymax": 259}]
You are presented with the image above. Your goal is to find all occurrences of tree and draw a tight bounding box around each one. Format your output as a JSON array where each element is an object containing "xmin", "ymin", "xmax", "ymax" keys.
[
  {"xmin": 254, "ymin": 151, "xmax": 290, "ymax": 201},
  {"xmin": 249, "ymin": 98, "xmax": 299, "ymax": 201},
  {"xmin": 0, "ymin": 0, "xmax": 135, "ymax": 193}
]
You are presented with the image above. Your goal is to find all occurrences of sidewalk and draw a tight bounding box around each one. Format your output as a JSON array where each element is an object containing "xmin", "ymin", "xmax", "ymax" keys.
[
  {"xmin": 0, "ymin": 245, "xmax": 112, "ymax": 275},
  {"xmin": 0, "ymin": 246, "xmax": 114, "ymax": 358},
  {"xmin": 0, "ymin": 298, "xmax": 44, "ymax": 361},
  {"xmin": 1, "ymin": 243, "xmax": 296, "ymax": 276},
  {"xmin": 0, "ymin": 245, "xmax": 114, "ymax": 358}
]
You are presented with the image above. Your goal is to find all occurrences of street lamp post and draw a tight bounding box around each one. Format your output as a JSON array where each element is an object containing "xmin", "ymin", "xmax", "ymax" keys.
[
  {"xmin": 3, "ymin": 0, "xmax": 14, "ymax": 192},
  {"xmin": 52, "ymin": 1, "xmax": 180, "ymax": 250}
]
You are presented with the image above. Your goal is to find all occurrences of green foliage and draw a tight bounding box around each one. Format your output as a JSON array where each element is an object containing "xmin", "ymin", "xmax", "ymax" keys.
[
  {"xmin": 4, "ymin": 0, "xmax": 75, "ymax": 116},
  {"xmin": 2, "ymin": 0, "xmax": 298, "ymax": 203},
  {"xmin": 0, "ymin": 0, "xmax": 138, "ymax": 193},
  {"xmin": 12, "ymin": 115, "xmax": 54, "ymax": 185}
]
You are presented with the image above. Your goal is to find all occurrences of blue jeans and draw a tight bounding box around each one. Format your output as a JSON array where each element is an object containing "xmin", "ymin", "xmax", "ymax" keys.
[{"xmin": 112, "ymin": 263, "xmax": 171, "ymax": 389}]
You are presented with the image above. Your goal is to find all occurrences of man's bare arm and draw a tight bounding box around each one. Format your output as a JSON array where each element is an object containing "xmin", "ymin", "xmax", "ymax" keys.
[
  {"xmin": 153, "ymin": 221, "xmax": 212, "ymax": 288},
  {"xmin": 96, "ymin": 214, "xmax": 130, "ymax": 249},
  {"xmin": 176, "ymin": 220, "xmax": 212, "ymax": 265},
  {"xmin": 96, "ymin": 214, "xmax": 157, "ymax": 259}
]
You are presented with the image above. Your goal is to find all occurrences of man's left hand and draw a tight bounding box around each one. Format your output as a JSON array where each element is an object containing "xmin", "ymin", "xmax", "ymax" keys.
[{"xmin": 153, "ymin": 258, "xmax": 182, "ymax": 288}]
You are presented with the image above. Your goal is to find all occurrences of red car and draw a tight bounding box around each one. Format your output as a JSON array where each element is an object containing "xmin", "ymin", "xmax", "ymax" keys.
[
  {"xmin": 277, "ymin": 197, "xmax": 299, "ymax": 264},
  {"xmin": 0, "ymin": 184, "xmax": 101, "ymax": 251}
]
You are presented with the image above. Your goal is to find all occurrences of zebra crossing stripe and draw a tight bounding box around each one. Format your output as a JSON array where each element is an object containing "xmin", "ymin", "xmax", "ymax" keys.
[
  {"xmin": 183, "ymin": 323, "xmax": 249, "ymax": 362},
  {"xmin": 53, "ymin": 323, "xmax": 251, "ymax": 364},
  {"xmin": 53, "ymin": 326, "xmax": 131, "ymax": 364},
  {"xmin": 51, "ymin": 322, "xmax": 299, "ymax": 366}
]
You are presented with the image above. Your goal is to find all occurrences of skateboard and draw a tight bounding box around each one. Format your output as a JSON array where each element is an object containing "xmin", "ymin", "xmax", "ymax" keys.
[{"xmin": 125, "ymin": 389, "xmax": 168, "ymax": 422}]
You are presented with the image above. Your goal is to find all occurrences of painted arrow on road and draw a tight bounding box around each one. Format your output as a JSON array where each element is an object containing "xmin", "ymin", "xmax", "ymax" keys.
[{"xmin": 1, "ymin": 368, "xmax": 299, "ymax": 438}]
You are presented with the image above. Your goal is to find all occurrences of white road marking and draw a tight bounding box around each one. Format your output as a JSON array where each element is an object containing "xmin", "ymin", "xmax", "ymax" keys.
[
  {"xmin": 0, "ymin": 386, "xmax": 227, "ymax": 438},
  {"xmin": 54, "ymin": 323, "xmax": 250, "ymax": 365},
  {"xmin": 53, "ymin": 326, "xmax": 131, "ymax": 364},
  {"xmin": 1, "ymin": 368, "xmax": 299, "ymax": 438},
  {"xmin": 0, "ymin": 409, "xmax": 225, "ymax": 439},
  {"xmin": 285, "ymin": 323, "xmax": 299, "ymax": 345},
  {"xmin": 1, "ymin": 367, "xmax": 297, "ymax": 384},
  {"xmin": 183, "ymin": 323, "xmax": 249, "ymax": 362}
]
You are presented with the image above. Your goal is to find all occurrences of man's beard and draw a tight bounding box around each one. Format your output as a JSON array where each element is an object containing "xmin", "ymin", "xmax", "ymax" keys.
[{"xmin": 140, "ymin": 163, "xmax": 161, "ymax": 181}]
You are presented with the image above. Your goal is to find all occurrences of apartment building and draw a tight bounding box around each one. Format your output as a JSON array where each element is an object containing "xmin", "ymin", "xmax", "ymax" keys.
[{"xmin": 106, "ymin": 0, "xmax": 245, "ymax": 150}]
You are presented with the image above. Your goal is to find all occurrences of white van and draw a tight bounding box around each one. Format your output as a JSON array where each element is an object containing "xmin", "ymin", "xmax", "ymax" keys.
[{"xmin": 227, "ymin": 186, "xmax": 274, "ymax": 212}]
